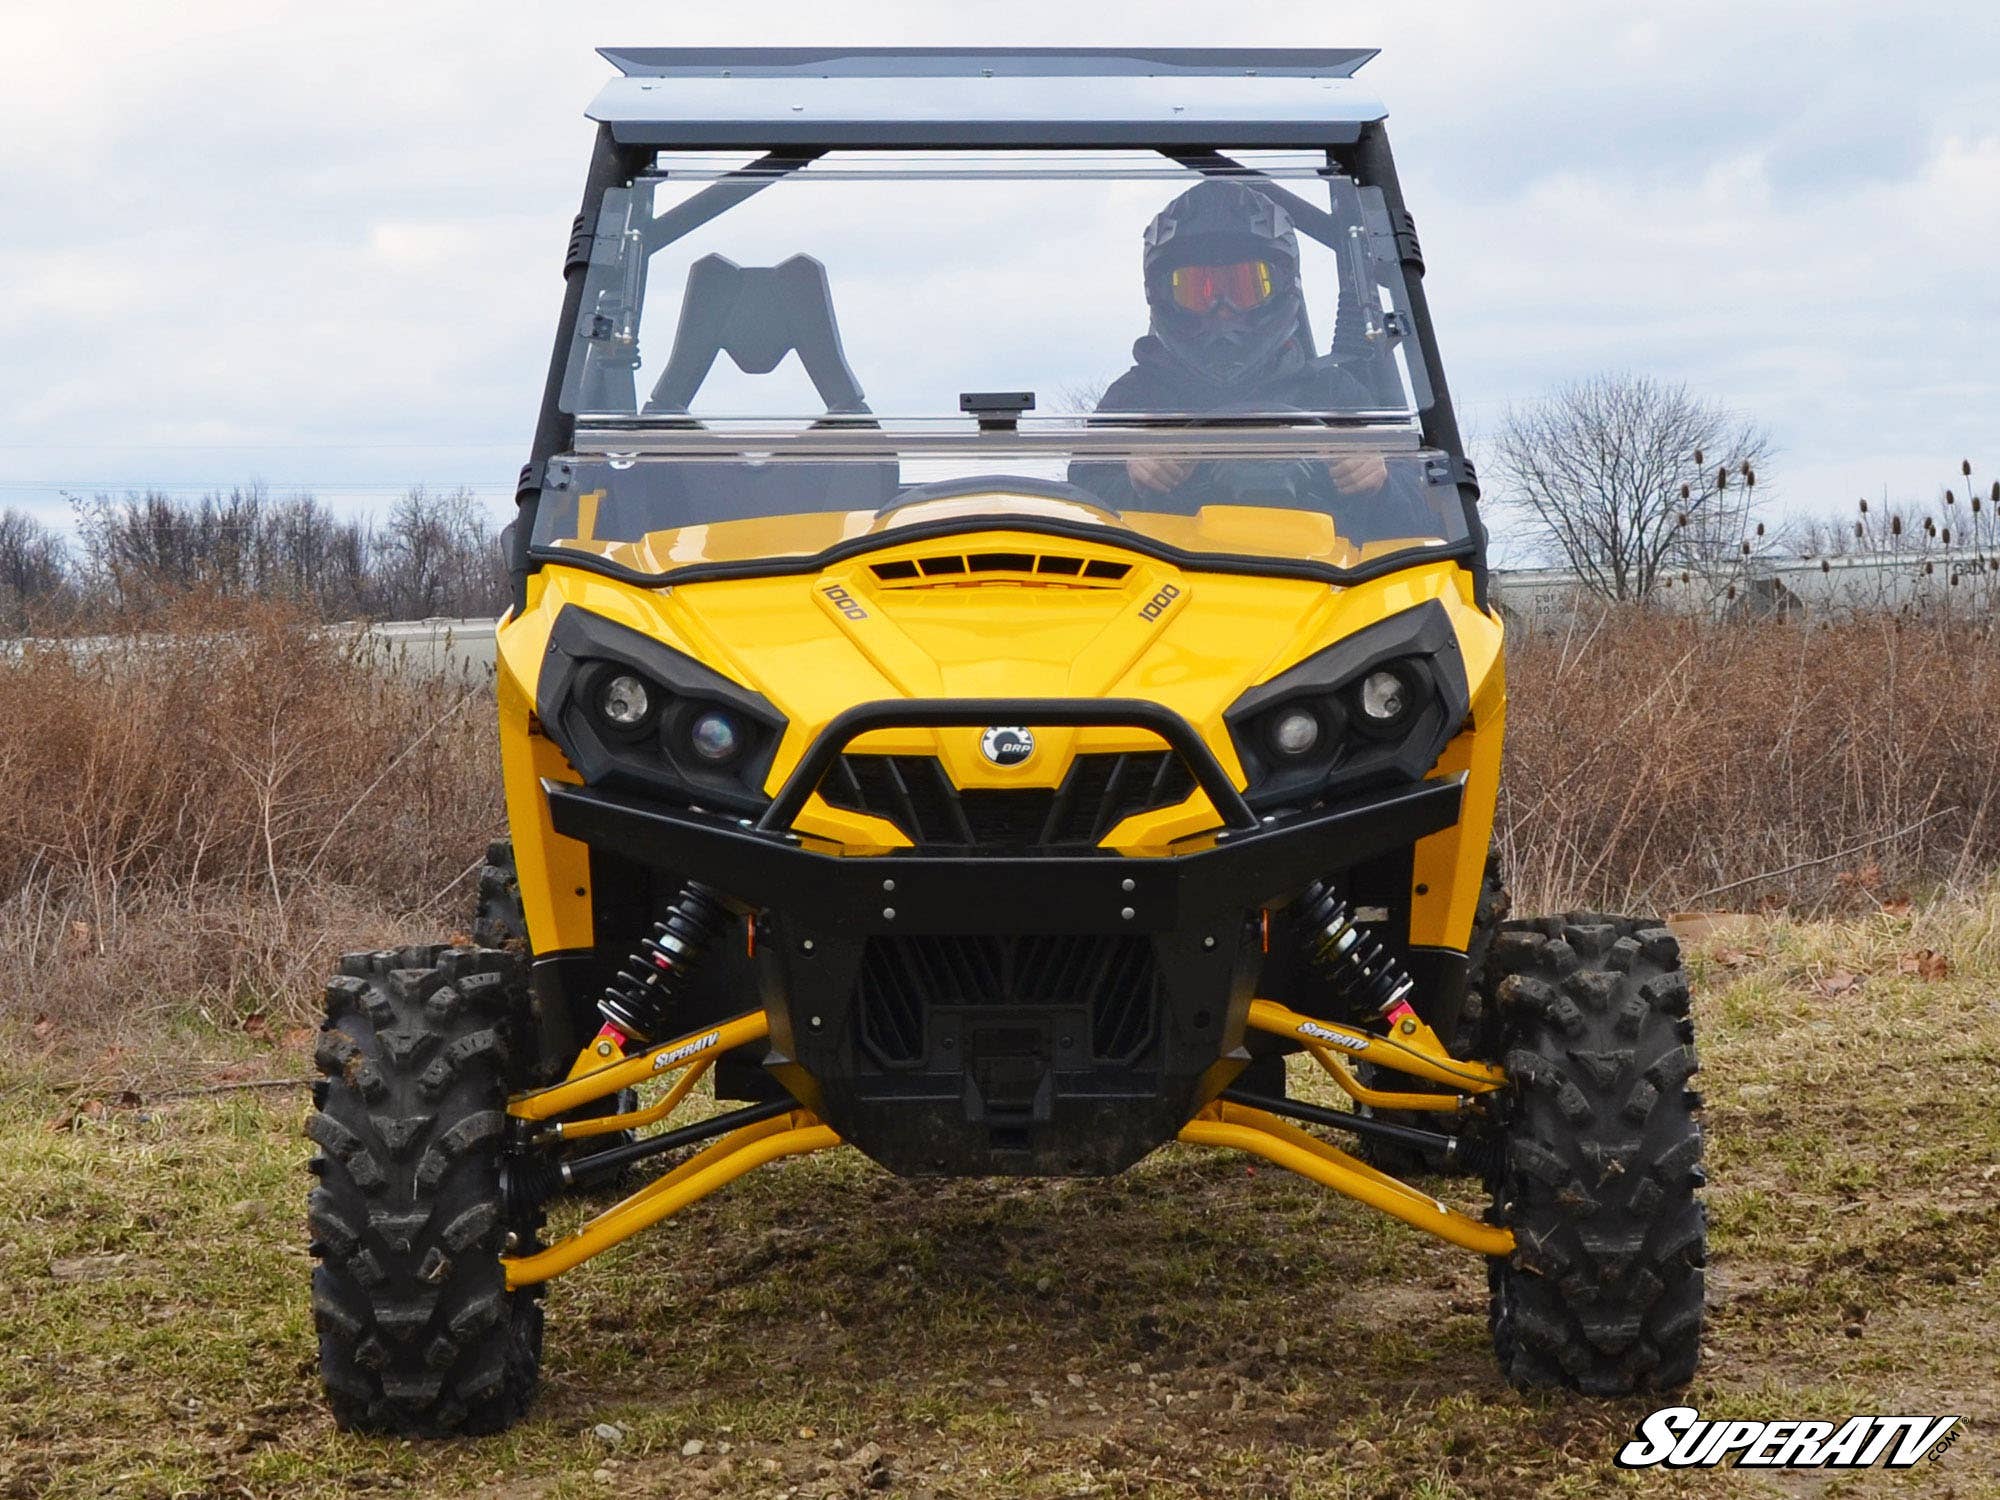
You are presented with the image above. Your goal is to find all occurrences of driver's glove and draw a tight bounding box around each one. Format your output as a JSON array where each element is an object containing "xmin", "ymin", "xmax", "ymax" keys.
[
  {"xmin": 1128, "ymin": 456, "xmax": 1199, "ymax": 493},
  {"xmin": 1325, "ymin": 455, "xmax": 1390, "ymax": 495}
]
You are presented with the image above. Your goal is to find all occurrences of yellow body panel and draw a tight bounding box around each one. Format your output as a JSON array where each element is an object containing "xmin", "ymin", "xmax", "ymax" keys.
[
  {"xmin": 494, "ymin": 635, "xmax": 596, "ymax": 953},
  {"xmin": 495, "ymin": 526, "xmax": 1505, "ymax": 959}
]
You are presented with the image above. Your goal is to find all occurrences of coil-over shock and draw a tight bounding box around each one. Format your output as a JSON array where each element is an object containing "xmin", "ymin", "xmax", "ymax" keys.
[
  {"xmin": 1293, "ymin": 880, "xmax": 1417, "ymax": 1022},
  {"xmin": 597, "ymin": 880, "xmax": 731, "ymax": 1043}
]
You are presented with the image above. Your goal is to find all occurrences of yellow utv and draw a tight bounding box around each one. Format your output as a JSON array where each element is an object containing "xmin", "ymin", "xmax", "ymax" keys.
[{"xmin": 307, "ymin": 47, "xmax": 1705, "ymax": 1433}]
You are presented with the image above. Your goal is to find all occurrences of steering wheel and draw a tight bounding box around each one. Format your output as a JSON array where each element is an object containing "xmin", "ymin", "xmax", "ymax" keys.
[{"xmin": 1195, "ymin": 456, "xmax": 1332, "ymax": 508}]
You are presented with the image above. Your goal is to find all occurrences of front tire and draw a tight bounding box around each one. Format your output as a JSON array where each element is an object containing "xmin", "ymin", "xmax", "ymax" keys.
[
  {"xmin": 471, "ymin": 838, "xmax": 527, "ymax": 951},
  {"xmin": 307, "ymin": 946, "xmax": 543, "ymax": 1434},
  {"xmin": 1484, "ymin": 917, "xmax": 1706, "ymax": 1395}
]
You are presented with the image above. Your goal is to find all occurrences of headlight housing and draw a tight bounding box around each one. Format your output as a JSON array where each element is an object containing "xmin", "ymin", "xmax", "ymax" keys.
[
  {"xmin": 540, "ymin": 608, "xmax": 787, "ymax": 812},
  {"xmin": 1224, "ymin": 601, "xmax": 1470, "ymax": 811}
]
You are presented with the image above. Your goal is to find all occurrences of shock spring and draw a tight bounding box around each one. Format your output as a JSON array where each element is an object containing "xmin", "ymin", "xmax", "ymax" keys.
[
  {"xmin": 598, "ymin": 880, "xmax": 731, "ymax": 1043},
  {"xmin": 1294, "ymin": 880, "xmax": 1416, "ymax": 1020}
]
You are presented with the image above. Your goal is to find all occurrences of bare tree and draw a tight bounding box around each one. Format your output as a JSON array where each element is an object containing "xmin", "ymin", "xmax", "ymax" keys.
[
  {"xmin": 1494, "ymin": 374, "xmax": 1773, "ymax": 601},
  {"xmin": 371, "ymin": 486, "xmax": 509, "ymax": 619},
  {"xmin": 0, "ymin": 508, "xmax": 72, "ymax": 632}
]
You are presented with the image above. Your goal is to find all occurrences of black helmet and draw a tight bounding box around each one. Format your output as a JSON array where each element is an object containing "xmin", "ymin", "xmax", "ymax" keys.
[{"xmin": 1143, "ymin": 179, "xmax": 1305, "ymax": 388}]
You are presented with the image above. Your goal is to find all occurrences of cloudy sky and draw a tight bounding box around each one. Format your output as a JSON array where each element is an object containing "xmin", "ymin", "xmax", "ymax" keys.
[{"xmin": 3, "ymin": 1, "xmax": 1995, "ymax": 555}]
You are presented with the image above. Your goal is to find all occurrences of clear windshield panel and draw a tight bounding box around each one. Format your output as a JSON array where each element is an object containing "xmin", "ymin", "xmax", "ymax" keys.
[
  {"xmin": 529, "ymin": 431, "xmax": 1470, "ymax": 576},
  {"xmin": 559, "ymin": 151, "xmax": 1433, "ymax": 427}
]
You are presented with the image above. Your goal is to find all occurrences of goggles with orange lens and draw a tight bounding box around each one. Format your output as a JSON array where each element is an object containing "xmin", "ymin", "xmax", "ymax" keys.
[{"xmin": 1167, "ymin": 260, "xmax": 1276, "ymax": 315}]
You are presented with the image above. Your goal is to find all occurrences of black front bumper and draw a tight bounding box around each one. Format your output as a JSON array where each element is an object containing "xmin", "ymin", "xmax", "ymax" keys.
[{"xmin": 549, "ymin": 766, "xmax": 1462, "ymax": 1175}]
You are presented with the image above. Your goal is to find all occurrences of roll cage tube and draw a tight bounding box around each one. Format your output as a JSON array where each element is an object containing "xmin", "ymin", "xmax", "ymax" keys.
[{"xmin": 1344, "ymin": 123, "xmax": 1488, "ymax": 608}]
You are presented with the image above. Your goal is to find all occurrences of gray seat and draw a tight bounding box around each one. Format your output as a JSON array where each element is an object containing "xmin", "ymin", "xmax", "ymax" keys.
[{"xmin": 624, "ymin": 254, "xmax": 898, "ymax": 521}]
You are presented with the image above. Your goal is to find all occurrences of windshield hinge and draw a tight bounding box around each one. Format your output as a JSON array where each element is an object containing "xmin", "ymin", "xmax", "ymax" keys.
[
  {"xmin": 564, "ymin": 213, "xmax": 595, "ymax": 277},
  {"xmin": 1390, "ymin": 208, "xmax": 1425, "ymax": 277},
  {"xmin": 1425, "ymin": 454, "xmax": 1479, "ymax": 502},
  {"xmin": 542, "ymin": 458, "xmax": 576, "ymax": 493}
]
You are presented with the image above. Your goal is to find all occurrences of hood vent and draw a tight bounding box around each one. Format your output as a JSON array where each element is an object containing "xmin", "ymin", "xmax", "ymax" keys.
[{"xmin": 869, "ymin": 552, "xmax": 1131, "ymax": 586}]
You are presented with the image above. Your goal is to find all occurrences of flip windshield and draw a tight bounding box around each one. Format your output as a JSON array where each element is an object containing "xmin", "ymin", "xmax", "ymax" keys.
[{"xmin": 533, "ymin": 151, "xmax": 1470, "ymax": 579}]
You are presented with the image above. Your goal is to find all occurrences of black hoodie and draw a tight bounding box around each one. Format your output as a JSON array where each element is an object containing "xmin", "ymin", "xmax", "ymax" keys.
[{"xmin": 1066, "ymin": 335, "xmax": 1381, "ymax": 511}]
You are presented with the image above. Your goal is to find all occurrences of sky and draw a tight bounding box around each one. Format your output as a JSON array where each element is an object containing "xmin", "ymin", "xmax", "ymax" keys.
[{"xmin": 2, "ymin": 1, "xmax": 1996, "ymax": 556}]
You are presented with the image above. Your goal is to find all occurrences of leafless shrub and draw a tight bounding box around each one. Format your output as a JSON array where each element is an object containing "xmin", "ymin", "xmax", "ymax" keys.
[
  {"xmin": 1779, "ymin": 459, "xmax": 2000, "ymax": 613},
  {"xmin": 0, "ymin": 599, "xmax": 500, "ymax": 1029},
  {"xmin": 1500, "ymin": 607, "xmax": 2000, "ymax": 915}
]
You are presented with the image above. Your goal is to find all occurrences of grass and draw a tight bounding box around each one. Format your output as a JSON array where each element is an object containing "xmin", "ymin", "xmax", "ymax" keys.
[{"xmin": 4, "ymin": 901, "xmax": 1999, "ymax": 1498}]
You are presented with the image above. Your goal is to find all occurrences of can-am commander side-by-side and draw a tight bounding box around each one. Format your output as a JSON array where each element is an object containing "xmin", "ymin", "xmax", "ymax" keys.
[{"xmin": 306, "ymin": 48, "xmax": 1705, "ymax": 1433}]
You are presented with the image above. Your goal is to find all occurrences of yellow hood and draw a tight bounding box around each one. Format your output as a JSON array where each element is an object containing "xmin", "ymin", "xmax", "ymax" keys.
[{"xmin": 505, "ymin": 513, "xmax": 1493, "ymax": 854}]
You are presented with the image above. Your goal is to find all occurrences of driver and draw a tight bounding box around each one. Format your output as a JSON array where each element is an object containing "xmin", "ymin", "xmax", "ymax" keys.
[{"xmin": 1078, "ymin": 178, "xmax": 1389, "ymax": 503}]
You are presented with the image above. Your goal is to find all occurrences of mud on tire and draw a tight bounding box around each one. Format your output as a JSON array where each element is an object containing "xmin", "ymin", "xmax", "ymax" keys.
[
  {"xmin": 1485, "ymin": 917, "xmax": 1706, "ymax": 1395},
  {"xmin": 307, "ymin": 946, "xmax": 542, "ymax": 1434}
]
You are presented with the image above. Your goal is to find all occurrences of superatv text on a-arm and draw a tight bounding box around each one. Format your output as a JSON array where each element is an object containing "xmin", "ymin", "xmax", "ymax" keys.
[{"xmin": 306, "ymin": 49, "xmax": 1705, "ymax": 1433}]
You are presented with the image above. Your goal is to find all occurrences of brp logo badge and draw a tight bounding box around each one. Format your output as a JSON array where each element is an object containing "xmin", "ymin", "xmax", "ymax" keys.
[{"xmin": 980, "ymin": 726, "xmax": 1035, "ymax": 767}]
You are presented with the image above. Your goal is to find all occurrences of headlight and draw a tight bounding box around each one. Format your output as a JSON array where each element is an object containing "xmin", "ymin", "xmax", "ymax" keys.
[
  {"xmin": 599, "ymin": 672, "xmax": 653, "ymax": 728},
  {"xmin": 1265, "ymin": 705, "xmax": 1324, "ymax": 758},
  {"xmin": 687, "ymin": 707, "xmax": 746, "ymax": 765},
  {"xmin": 1357, "ymin": 668, "xmax": 1412, "ymax": 726}
]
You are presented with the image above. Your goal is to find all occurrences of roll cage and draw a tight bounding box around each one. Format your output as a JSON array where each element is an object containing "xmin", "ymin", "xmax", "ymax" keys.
[{"xmin": 511, "ymin": 48, "xmax": 1485, "ymax": 607}]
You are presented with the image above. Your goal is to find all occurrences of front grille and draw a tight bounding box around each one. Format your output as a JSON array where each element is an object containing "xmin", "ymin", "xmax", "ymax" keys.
[
  {"xmin": 854, "ymin": 934, "xmax": 1161, "ymax": 1067},
  {"xmin": 818, "ymin": 751, "xmax": 1198, "ymax": 851}
]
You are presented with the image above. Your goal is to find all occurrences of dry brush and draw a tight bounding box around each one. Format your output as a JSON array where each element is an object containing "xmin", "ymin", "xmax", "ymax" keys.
[{"xmin": 3, "ymin": 605, "xmax": 1997, "ymax": 1032}]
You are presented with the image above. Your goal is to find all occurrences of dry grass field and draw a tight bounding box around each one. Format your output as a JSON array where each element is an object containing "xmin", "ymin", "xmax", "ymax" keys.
[
  {"xmin": 3, "ymin": 607, "xmax": 1999, "ymax": 1496},
  {"xmin": 2, "ymin": 895, "xmax": 1996, "ymax": 1499}
]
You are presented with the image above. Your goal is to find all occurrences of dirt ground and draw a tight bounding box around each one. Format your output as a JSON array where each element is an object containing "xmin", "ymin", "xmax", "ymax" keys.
[{"xmin": 2, "ymin": 905, "xmax": 1996, "ymax": 1499}]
